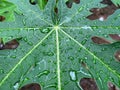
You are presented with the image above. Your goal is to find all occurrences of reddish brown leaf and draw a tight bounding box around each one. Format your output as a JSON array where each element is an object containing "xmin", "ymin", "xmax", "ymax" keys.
[
  {"xmin": 91, "ymin": 36, "xmax": 111, "ymax": 44},
  {"xmin": 0, "ymin": 16, "xmax": 5, "ymax": 22},
  {"xmin": 73, "ymin": 0, "xmax": 80, "ymax": 4},
  {"xmin": 80, "ymin": 78, "xmax": 99, "ymax": 90},
  {"xmin": 114, "ymin": 50, "xmax": 120, "ymax": 62},
  {"xmin": 66, "ymin": 1, "xmax": 73, "ymax": 8},
  {"xmin": 109, "ymin": 34, "xmax": 120, "ymax": 41},
  {"xmin": 19, "ymin": 83, "xmax": 41, "ymax": 90}
]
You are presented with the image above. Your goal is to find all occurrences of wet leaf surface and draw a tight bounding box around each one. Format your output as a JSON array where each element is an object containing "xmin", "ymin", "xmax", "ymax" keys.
[{"xmin": 0, "ymin": 0, "xmax": 120, "ymax": 90}]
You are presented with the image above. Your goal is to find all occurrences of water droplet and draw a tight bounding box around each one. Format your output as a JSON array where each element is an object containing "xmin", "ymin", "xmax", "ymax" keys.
[
  {"xmin": 68, "ymin": 56, "xmax": 74, "ymax": 61},
  {"xmin": 24, "ymin": 77, "xmax": 30, "ymax": 82},
  {"xmin": 10, "ymin": 55, "xmax": 16, "ymax": 59},
  {"xmin": 37, "ymin": 70, "xmax": 50, "ymax": 78},
  {"xmin": 43, "ymin": 51, "xmax": 54, "ymax": 56},
  {"xmin": 69, "ymin": 70, "xmax": 77, "ymax": 81},
  {"xmin": 78, "ymin": 7, "xmax": 83, "ymax": 12},
  {"xmin": 40, "ymin": 28, "xmax": 50, "ymax": 34},
  {"xmin": 27, "ymin": 41, "xmax": 33, "ymax": 46},
  {"xmin": 0, "ymin": 69, "xmax": 4, "ymax": 73},
  {"xmin": 78, "ymin": 47, "xmax": 82, "ymax": 52},
  {"xmin": 101, "ymin": 47, "xmax": 107, "ymax": 51},
  {"xmin": 81, "ymin": 39, "xmax": 87, "ymax": 45},
  {"xmin": 23, "ymin": 37, "xmax": 28, "ymax": 42},
  {"xmin": 13, "ymin": 82, "xmax": 19, "ymax": 90}
]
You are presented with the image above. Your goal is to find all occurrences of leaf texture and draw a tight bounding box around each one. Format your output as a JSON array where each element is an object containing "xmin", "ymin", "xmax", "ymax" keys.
[{"xmin": 0, "ymin": 0, "xmax": 120, "ymax": 90}]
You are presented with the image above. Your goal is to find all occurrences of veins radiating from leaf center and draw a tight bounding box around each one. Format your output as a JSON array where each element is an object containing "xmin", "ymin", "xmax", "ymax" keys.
[{"xmin": 0, "ymin": 29, "xmax": 54, "ymax": 86}]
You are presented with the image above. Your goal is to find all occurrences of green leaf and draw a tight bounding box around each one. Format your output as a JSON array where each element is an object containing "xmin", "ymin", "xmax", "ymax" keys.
[
  {"xmin": 37, "ymin": 0, "xmax": 48, "ymax": 10},
  {"xmin": 0, "ymin": 0, "xmax": 120, "ymax": 90},
  {"xmin": 0, "ymin": 0, "xmax": 16, "ymax": 21},
  {"xmin": 112, "ymin": 0, "xmax": 120, "ymax": 5}
]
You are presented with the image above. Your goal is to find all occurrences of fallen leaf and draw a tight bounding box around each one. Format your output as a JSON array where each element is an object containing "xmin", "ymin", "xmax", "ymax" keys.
[{"xmin": 80, "ymin": 78, "xmax": 99, "ymax": 90}]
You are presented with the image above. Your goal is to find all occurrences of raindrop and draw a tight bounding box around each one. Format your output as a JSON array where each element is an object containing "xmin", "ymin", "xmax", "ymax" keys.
[
  {"xmin": 10, "ymin": 55, "xmax": 16, "ymax": 59},
  {"xmin": 19, "ymin": 83, "xmax": 41, "ymax": 90},
  {"xmin": 78, "ymin": 7, "xmax": 83, "ymax": 12},
  {"xmin": 27, "ymin": 41, "xmax": 33, "ymax": 46},
  {"xmin": 78, "ymin": 47, "xmax": 82, "ymax": 52},
  {"xmin": 101, "ymin": 47, "xmax": 107, "ymax": 51},
  {"xmin": 81, "ymin": 39, "xmax": 87, "ymax": 45},
  {"xmin": 13, "ymin": 82, "xmax": 19, "ymax": 90},
  {"xmin": 68, "ymin": 56, "xmax": 74, "ymax": 61},
  {"xmin": 43, "ymin": 51, "xmax": 54, "ymax": 56},
  {"xmin": 69, "ymin": 70, "xmax": 77, "ymax": 81},
  {"xmin": 0, "ymin": 69, "xmax": 4, "ymax": 74},
  {"xmin": 40, "ymin": 28, "xmax": 50, "ymax": 34},
  {"xmin": 47, "ymin": 52, "xmax": 54, "ymax": 56},
  {"xmin": 23, "ymin": 37, "xmax": 28, "ymax": 42},
  {"xmin": 37, "ymin": 70, "xmax": 50, "ymax": 78}
]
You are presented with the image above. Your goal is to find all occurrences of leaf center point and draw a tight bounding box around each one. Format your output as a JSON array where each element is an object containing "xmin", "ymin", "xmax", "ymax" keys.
[{"xmin": 53, "ymin": 25, "xmax": 60, "ymax": 30}]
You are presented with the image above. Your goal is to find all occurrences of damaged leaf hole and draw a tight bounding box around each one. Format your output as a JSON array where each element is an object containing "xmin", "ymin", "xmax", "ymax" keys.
[
  {"xmin": 0, "ymin": 38, "xmax": 20, "ymax": 50},
  {"xmin": 80, "ymin": 78, "xmax": 99, "ymax": 90},
  {"xmin": 19, "ymin": 83, "xmax": 41, "ymax": 90},
  {"xmin": 86, "ymin": 0, "xmax": 120, "ymax": 21},
  {"xmin": 80, "ymin": 78, "xmax": 119, "ymax": 90},
  {"xmin": 66, "ymin": 0, "xmax": 80, "ymax": 8},
  {"xmin": 0, "ymin": 16, "xmax": 5, "ymax": 22}
]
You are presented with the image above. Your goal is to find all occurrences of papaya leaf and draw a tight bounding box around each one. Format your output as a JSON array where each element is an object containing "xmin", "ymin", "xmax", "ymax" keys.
[{"xmin": 0, "ymin": 0, "xmax": 120, "ymax": 90}]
